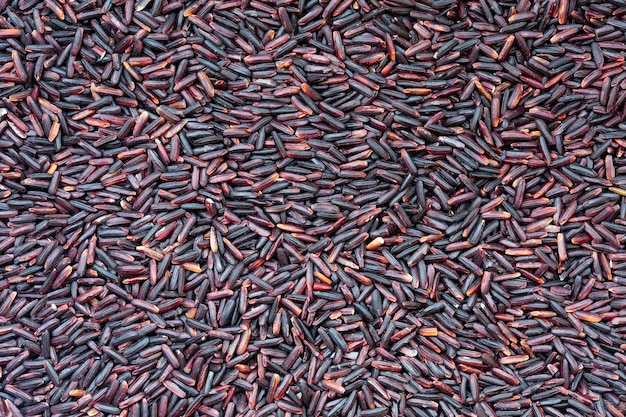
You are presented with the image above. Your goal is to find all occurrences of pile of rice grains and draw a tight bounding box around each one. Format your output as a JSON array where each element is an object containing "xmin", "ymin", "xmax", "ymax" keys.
[{"xmin": 2, "ymin": 0, "xmax": 626, "ymax": 416}]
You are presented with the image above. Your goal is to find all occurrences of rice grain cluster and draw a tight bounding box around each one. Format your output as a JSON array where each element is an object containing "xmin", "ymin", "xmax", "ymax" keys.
[{"xmin": 1, "ymin": 0, "xmax": 626, "ymax": 416}]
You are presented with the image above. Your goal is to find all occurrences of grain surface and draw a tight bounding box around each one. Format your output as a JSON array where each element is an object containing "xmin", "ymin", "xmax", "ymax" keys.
[{"xmin": 1, "ymin": 0, "xmax": 626, "ymax": 416}]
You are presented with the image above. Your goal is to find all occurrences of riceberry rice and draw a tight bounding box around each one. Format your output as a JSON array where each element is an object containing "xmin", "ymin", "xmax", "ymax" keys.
[{"xmin": 1, "ymin": 0, "xmax": 626, "ymax": 416}]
